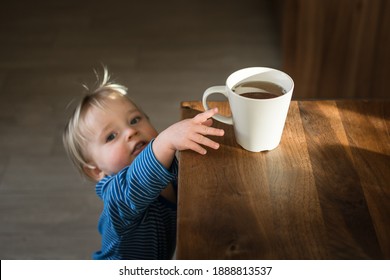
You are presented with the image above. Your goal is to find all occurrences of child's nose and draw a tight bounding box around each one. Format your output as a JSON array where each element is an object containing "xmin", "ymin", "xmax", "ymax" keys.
[{"xmin": 125, "ymin": 127, "xmax": 138, "ymax": 141}]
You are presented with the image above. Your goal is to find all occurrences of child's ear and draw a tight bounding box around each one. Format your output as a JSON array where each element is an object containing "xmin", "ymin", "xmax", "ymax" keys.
[{"xmin": 83, "ymin": 165, "xmax": 105, "ymax": 181}]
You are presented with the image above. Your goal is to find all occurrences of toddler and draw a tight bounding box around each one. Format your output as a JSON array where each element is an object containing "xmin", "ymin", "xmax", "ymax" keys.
[{"xmin": 63, "ymin": 68, "xmax": 224, "ymax": 259}]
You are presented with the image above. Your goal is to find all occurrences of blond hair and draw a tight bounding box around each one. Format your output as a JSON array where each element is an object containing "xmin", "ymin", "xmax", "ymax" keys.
[{"xmin": 63, "ymin": 67, "xmax": 135, "ymax": 178}]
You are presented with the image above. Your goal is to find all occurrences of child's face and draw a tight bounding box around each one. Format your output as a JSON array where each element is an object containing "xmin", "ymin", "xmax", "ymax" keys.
[{"xmin": 82, "ymin": 96, "xmax": 158, "ymax": 180}]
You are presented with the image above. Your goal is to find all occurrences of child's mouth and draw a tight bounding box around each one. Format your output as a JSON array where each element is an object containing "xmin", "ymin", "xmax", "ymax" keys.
[{"xmin": 132, "ymin": 141, "xmax": 146, "ymax": 156}]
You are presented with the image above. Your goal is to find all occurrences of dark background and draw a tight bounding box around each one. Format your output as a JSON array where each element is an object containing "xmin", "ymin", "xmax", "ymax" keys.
[{"xmin": 0, "ymin": 0, "xmax": 281, "ymax": 259}]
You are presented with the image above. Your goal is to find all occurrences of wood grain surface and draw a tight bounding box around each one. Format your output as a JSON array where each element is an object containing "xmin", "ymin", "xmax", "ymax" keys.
[
  {"xmin": 281, "ymin": 0, "xmax": 390, "ymax": 99},
  {"xmin": 177, "ymin": 100, "xmax": 389, "ymax": 259}
]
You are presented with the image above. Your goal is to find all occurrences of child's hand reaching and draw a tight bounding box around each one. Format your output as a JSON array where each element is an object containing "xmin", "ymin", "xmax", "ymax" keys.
[{"xmin": 152, "ymin": 108, "xmax": 225, "ymax": 168}]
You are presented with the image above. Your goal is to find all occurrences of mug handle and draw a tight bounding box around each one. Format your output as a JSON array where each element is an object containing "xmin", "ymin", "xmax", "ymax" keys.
[{"xmin": 202, "ymin": 86, "xmax": 233, "ymax": 125}]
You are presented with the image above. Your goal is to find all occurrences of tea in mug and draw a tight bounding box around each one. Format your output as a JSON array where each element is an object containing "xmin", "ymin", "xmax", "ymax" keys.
[{"xmin": 232, "ymin": 81, "xmax": 286, "ymax": 99}]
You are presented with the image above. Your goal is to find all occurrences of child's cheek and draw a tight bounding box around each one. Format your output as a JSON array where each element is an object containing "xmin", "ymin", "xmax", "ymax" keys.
[{"xmin": 110, "ymin": 147, "xmax": 132, "ymax": 173}]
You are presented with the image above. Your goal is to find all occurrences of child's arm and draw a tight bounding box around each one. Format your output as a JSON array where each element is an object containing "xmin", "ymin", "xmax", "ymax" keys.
[
  {"xmin": 152, "ymin": 108, "xmax": 225, "ymax": 169},
  {"xmin": 97, "ymin": 109, "xmax": 223, "ymax": 226},
  {"xmin": 96, "ymin": 142, "xmax": 178, "ymax": 229}
]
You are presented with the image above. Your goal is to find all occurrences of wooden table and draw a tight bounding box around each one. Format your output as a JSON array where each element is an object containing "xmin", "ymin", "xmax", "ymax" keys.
[{"xmin": 177, "ymin": 100, "xmax": 389, "ymax": 259}]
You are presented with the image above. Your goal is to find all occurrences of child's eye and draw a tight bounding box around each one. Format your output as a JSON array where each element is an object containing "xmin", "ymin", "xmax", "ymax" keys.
[
  {"xmin": 106, "ymin": 133, "xmax": 116, "ymax": 143},
  {"xmin": 130, "ymin": 116, "xmax": 141, "ymax": 125}
]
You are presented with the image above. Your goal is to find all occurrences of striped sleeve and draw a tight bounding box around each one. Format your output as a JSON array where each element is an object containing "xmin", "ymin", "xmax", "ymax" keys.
[
  {"xmin": 124, "ymin": 140, "xmax": 177, "ymax": 214},
  {"xmin": 97, "ymin": 140, "xmax": 177, "ymax": 226}
]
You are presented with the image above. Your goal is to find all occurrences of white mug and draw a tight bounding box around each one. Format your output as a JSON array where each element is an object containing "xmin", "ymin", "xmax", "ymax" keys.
[{"xmin": 202, "ymin": 67, "xmax": 294, "ymax": 152}]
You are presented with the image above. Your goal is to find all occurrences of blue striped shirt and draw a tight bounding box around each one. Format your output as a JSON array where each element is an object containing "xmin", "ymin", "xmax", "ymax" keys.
[{"xmin": 93, "ymin": 141, "xmax": 178, "ymax": 260}]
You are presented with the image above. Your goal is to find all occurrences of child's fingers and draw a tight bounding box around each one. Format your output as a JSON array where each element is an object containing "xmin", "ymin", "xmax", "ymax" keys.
[
  {"xmin": 190, "ymin": 132, "xmax": 221, "ymax": 150},
  {"xmin": 187, "ymin": 137, "xmax": 219, "ymax": 154},
  {"xmin": 201, "ymin": 118, "xmax": 213, "ymax": 127},
  {"xmin": 180, "ymin": 108, "xmax": 224, "ymax": 155},
  {"xmin": 197, "ymin": 124, "xmax": 224, "ymax": 137},
  {"xmin": 185, "ymin": 140, "xmax": 207, "ymax": 155},
  {"xmin": 193, "ymin": 108, "xmax": 219, "ymax": 124},
  {"xmin": 192, "ymin": 108, "xmax": 224, "ymax": 136},
  {"xmin": 199, "ymin": 136, "xmax": 220, "ymax": 150}
]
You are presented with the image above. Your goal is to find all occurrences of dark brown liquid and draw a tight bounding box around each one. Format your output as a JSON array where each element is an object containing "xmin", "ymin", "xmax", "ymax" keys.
[
  {"xmin": 232, "ymin": 81, "xmax": 285, "ymax": 100},
  {"xmin": 240, "ymin": 91, "xmax": 280, "ymax": 99}
]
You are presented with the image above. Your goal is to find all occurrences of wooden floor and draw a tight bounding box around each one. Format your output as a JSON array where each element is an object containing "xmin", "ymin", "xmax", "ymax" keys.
[{"xmin": 0, "ymin": 0, "xmax": 281, "ymax": 259}]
